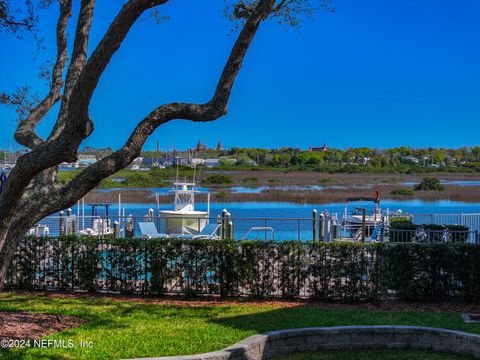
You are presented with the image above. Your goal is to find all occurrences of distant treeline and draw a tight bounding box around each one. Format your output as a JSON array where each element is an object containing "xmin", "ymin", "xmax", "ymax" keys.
[
  {"xmin": 76, "ymin": 146, "xmax": 480, "ymax": 174},
  {"xmin": 210, "ymin": 146, "xmax": 480, "ymax": 173}
]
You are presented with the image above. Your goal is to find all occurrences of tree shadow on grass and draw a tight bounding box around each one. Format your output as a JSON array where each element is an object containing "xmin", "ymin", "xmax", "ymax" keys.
[
  {"xmin": 210, "ymin": 304, "xmax": 478, "ymax": 336},
  {"xmin": 206, "ymin": 306, "xmax": 480, "ymax": 360},
  {"xmin": 0, "ymin": 294, "xmax": 237, "ymax": 359},
  {"xmin": 0, "ymin": 294, "xmax": 140, "ymax": 359}
]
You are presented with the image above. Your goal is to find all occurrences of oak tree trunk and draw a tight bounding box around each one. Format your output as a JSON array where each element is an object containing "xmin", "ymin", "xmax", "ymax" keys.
[{"xmin": 0, "ymin": 0, "xmax": 287, "ymax": 290}]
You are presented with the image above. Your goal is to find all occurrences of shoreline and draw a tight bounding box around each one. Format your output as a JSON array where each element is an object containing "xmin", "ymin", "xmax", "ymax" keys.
[
  {"xmin": 84, "ymin": 184, "xmax": 480, "ymax": 204},
  {"xmin": 82, "ymin": 171, "xmax": 480, "ymax": 204}
]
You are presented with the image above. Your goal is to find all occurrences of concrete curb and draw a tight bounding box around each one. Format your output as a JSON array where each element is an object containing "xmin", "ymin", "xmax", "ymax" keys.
[{"xmin": 127, "ymin": 326, "xmax": 480, "ymax": 360}]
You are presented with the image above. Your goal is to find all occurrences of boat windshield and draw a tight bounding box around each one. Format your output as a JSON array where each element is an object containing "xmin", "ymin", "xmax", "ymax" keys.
[{"xmin": 172, "ymin": 182, "xmax": 197, "ymax": 211}]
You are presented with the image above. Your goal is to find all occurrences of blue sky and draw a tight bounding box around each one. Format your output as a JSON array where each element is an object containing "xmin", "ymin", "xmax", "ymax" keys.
[{"xmin": 0, "ymin": 0, "xmax": 479, "ymax": 151}]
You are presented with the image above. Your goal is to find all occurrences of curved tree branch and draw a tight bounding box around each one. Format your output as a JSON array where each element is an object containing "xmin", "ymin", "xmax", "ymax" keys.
[
  {"xmin": 273, "ymin": 0, "xmax": 291, "ymax": 12},
  {"xmin": 48, "ymin": 0, "xmax": 96, "ymax": 141},
  {"xmin": 14, "ymin": 0, "xmax": 72, "ymax": 149},
  {"xmin": 60, "ymin": 0, "xmax": 170, "ymax": 147},
  {"xmin": 0, "ymin": 0, "xmax": 171, "ymax": 233},
  {"xmin": 53, "ymin": 0, "xmax": 276, "ymax": 206},
  {"xmin": 1, "ymin": 0, "xmax": 275, "ymax": 236},
  {"xmin": 0, "ymin": 0, "xmax": 36, "ymax": 33},
  {"xmin": 63, "ymin": 0, "xmax": 96, "ymax": 101},
  {"xmin": 234, "ymin": 1, "xmax": 254, "ymax": 19},
  {"xmin": 0, "ymin": 0, "xmax": 286, "ymax": 290}
]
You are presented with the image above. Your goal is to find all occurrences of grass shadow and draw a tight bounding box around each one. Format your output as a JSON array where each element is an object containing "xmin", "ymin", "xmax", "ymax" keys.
[{"xmin": 210, "ymin": 304, "xmax": 480, "ymax": 335}]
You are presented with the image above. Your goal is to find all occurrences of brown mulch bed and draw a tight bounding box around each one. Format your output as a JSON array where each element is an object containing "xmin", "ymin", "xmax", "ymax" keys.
[
  {"xmin": 0, "ymin": 311, "xmax": 85, "ymax": 340},
  {"xmin": 14, "ymin": 290, "xmax": 480, "ymax": 313}
]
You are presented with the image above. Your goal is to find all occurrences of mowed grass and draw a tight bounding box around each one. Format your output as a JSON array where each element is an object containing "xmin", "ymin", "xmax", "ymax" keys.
[{"xmin": 1, "ymin": 293, "xmax": 480, "ymax": 360}]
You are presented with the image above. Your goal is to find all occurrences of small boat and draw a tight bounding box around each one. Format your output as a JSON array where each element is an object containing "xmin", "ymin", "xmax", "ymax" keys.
[
  {"xmin": 0, "ymin": 163, "xmax": 15, "ymax": 171},
  {"xmin": 27, "ymin": 224, "xmax": 50, "ymax": 237},
  {"xmin": 159, "ymin": 181, "xmax": 209, "ymax": 234},
  {"xmin": 339, "ymin": 191, "xmax": 386, "ymax": 241},
  {"xmin": 77, "ymin": 202, "xmax": 114, "ymax": 237},
  {"xmin": 78, "ymin": 218, "xmax": 113, "ymax": 237}
]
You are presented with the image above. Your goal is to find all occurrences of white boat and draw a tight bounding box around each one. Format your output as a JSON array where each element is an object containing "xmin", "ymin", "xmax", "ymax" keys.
[
  {"xmin": 159, "ymin": 181, "xmax": 209, "ymax": 234},
  {"xmin": 1, "ymin": 163, "xmax": 15, "ymax": 171},
  {"xmin": 27, "ymin": 224, "xmax": 50, "ymax": 237},
  {"xmin": 339, "ymin": 192, "xmax": 385, "ymax": 241},
  {"xmin": 77, "ymin": 218, "xmax": 114, "ymax": 237},
  {"xmin": 338, "ymin": 193, "xmax": 411, "ymax": 241},
  {"xmin": 77, "ymin": 202, "xmax": 115, "ymax": 237}
]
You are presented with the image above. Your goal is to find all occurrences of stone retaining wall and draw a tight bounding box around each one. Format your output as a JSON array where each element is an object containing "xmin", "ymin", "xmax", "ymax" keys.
[{"xmin": 128, "ymin": 326, "xmax": 480, "ymax": 360}]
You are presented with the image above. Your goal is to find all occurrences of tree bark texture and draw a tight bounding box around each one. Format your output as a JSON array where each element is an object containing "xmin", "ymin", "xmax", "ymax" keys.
[{"xmin": 0, "ymin": 0, "xmax": 277, "ymax": 289}]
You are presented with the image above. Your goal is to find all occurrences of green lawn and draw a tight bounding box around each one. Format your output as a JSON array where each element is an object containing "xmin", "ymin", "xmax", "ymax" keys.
[
  {"xmin": 274, "ymin": 350, "xmax": 474, "ymax": 360},
  {"xmin": 1, "ymin": 292, "xmax": 479, "ymax": 360}
]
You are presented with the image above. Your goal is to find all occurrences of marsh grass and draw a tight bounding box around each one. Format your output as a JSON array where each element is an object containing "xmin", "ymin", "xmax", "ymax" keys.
[{"xmin": 84, "ymin": 184, "xmax": 480, "ymax": 205}]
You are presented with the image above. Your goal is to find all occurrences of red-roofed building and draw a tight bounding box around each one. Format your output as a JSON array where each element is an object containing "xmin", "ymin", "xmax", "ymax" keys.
[
  {"xmin": 309, "ymin": 143, "xmax": 329, "ymax": 152},
  {"xmin": 196, "ymin": 140, "xmax": 207, "ymax": 152}
]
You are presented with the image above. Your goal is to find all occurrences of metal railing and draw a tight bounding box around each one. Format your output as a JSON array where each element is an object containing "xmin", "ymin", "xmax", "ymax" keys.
[
  {"xmin": 240, "ymin": 227, "xmax": 275, "ymax": 241},
  {"xmin": 30, "ymin": 211, "xmax": 480, "ymax": 243},
  {"xmin": 30, "ymin": 214, "xmax": 314, "ymax": 241},
  {"xmin": 412, "ymin": 213, "xmax": 480, "ymax": 232},
  {"xmin": 387, "ymin": 229, "xmax": 478, "ymax": 244}
]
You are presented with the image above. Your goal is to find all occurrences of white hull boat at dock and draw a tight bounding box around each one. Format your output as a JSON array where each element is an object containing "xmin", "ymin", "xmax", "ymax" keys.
[{"xmin": 158, "ymin": 181, "xmax": 210, "ymax": 234}]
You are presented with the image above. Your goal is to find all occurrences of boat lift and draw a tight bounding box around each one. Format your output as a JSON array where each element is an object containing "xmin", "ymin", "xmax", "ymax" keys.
[{"xmin": 341, "ymin": 191, "xmax": 382, "ymax": 242}]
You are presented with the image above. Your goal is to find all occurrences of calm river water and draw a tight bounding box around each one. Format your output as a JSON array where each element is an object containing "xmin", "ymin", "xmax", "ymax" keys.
[{"xmin": 66, "ymin": 200, "xmax": 480, "ymax": 241}]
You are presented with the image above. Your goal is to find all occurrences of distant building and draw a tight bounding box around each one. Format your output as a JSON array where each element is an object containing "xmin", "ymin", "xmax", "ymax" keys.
[
  {"xmin": 402, "ymin": 156, "xmax": 419, "ymax": 164},
  {"xmin": 358, "ymin": 157, "xmax": 370, "ymax": 165},
  {"xmin": 219, "ymin": 156, "xmax": 237, "ymax": 164},
  {"xmin": 196, "ymin": 140, "xmax": 207, "ymax": 152},
  {"xmin": 128, "ymin": 157, "xmax": 143, "ymax": 170},
  {"xmin": 81, "ymin": 147, "xmax": 113, "ymax": 154},
  {"xmin": 189, "ymin": 158, "xmax": 205, "ymax": 167},
  {"xmin": 82, "ymin": 147, "xmax": 96, "ymax": 153},
  {"xmin": 141, "ymin": 157, "xmax": 171, "ymax": 168},
  {"xmin": 77, "ymin": 154, "xmax": 97, "ymax": 166},
  {"xmin": 205, "ymin": 158, "xmax": 220, "ymax": 168},
  {"xmin": 174, "ymin": 157, "xmax": 190, "ymax": 166},
  {"xmin": 216, "ymin": 140, "xmax": 223, "ymax": 151},
  {"xmin": 309, "ymin": 143, "xmax": 329, "ymax": 152}
]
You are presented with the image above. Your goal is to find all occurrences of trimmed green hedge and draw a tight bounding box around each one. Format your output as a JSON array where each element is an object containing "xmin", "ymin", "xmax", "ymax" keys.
[{"xmin": 5, "ymin": 237, "xmax": 480, "ymax": 301}]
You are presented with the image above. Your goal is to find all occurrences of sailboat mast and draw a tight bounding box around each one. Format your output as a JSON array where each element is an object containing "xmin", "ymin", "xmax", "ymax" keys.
[{"xmin": 175, "ymin": 158, "xmax": 179, "ymax": 189}]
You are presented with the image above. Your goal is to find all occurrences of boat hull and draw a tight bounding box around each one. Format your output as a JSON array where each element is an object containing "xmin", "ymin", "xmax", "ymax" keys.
[{"xmin": 159, "ymin": 211, "xmax": 209, "ymax": 234}]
